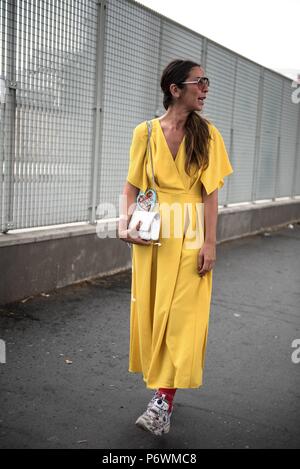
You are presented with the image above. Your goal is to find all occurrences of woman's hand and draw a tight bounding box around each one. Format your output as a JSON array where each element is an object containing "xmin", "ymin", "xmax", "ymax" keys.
[
  {"xmin": 197, "ymin": 241, "xmax": 216, "ymax": 277},
  {"xmin": 118, "ymin": 182, "xmax": 152, "ymax": 246},
  {"xmin": 118, "ymin": 220, "xmax": 152, "ymax": 246}
]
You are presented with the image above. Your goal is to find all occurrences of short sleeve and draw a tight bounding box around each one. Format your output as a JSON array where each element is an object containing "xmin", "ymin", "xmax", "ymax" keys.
[
  {"xmin": 126, "ymin": 121, "xmax": 149, "ymax": 193},
  {"xmin": 200, "ymin": 124, "xmax": 234, "ymax": 195}
]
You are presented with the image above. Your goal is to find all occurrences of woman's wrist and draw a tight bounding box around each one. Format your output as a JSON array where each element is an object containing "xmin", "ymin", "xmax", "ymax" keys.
[
  {"xmin": 118, "ymin": 214, "xmax": 130, "ymax": 234},
  {"xmin": 204, "ymin": 237, "xmax": 216, "ymax": 245}
]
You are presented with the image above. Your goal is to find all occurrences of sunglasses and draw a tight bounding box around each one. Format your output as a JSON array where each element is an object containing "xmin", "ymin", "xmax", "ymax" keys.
[{"xmin": 181, "ymin": 77, "xmax": 210, "ymax": 87}]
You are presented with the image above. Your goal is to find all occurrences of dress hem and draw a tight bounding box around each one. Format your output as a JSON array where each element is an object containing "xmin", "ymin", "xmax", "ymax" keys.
[{"xmin": 128, "ymin": 368, "xmax": 203, "ymax": 389}]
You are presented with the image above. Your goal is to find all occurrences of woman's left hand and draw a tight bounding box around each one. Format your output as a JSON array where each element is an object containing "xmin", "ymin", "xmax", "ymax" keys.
[{"xmin": 197, "ymin": 241, "xmax": 216, "ymax": 277}]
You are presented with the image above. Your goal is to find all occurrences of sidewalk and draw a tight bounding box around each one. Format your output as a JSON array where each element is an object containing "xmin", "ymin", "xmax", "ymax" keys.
[{"xmin": 0, "ymin": 223, "xmax": 299, "ymax": 449}]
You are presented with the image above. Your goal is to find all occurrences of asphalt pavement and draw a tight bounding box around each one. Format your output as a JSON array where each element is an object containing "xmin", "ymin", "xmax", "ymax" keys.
[{"xmin": 0, "ymin": 223, "xmax": 300, "ymax": 449}]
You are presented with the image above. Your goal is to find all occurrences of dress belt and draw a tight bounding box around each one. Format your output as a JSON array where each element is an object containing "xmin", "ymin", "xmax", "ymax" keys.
[{"xmin": 156, "ymin": 189, "xmax": 203, "ymax": 201}]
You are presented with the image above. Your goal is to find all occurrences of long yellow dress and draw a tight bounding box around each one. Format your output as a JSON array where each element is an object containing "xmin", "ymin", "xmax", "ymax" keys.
[{"xmin": 126, "ymin": 117, "xmax": 233, "ymax": 389}]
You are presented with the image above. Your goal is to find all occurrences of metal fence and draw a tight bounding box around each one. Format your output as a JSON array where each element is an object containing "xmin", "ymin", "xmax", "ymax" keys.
[{"xmin": 0, "ymin": 0, "xmax": 299, "ymax": 233}]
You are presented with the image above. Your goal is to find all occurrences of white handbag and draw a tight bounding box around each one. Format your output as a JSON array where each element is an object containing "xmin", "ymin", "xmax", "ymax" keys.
[
  {"xmin": 128, "ymin": 209, "xmax": 160, "ymax": 241},
  {"xmin": 128, "ymin": 120, "xmax": 161, "ymax": 241}
]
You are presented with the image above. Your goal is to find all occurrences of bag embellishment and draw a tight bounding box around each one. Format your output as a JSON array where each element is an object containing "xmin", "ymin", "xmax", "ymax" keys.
[{"xmin": 136, "ymin": 188, "xmax": 157, "ymax": 212}]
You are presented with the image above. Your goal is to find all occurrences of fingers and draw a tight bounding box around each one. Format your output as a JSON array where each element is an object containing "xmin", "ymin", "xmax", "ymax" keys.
[
  {"xmin": 197, "ymin": 257, "xmax": 215, "ymax": 276},
  {"xmin": 129, "ymin": 238, "xmax": 152, "ymax": 246},
  {"xmin": 132, "ymin": 237, "xmax": 152, "ymax": 245},
  {"xmin": 197, "ymin": 252, "xmax": 204, "ymax": 276},
  {"xmin": 198, "ymin": 265, "xmax": 210, "ymax": 276},
  {"xmin": 126, "ymin": 221, "xmax": 152, "ymax": 246}
]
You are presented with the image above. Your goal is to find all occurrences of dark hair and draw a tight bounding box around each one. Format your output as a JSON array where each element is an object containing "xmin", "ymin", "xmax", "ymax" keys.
[{"xmin": 160, "ymin": 59, "xmax": 211, "ymax": 177}]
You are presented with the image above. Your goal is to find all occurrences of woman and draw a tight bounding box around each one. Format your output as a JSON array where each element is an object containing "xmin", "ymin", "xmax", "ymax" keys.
[{"xmin": 118, "ymin": 59, "xmax": 233, "ymax": 436}]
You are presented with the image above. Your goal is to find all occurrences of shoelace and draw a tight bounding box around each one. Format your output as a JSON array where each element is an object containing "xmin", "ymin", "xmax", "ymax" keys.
[
  {"xmin": 149, "ymin": 391, "xmax": 173, "ymax": 415},
  {"xmin": 147, "ymin": 391, "xmax": 163, "ymax": 408},
  {"xmin": 146, "ymin": 394, "xmax": 170, "ymax": 419}
]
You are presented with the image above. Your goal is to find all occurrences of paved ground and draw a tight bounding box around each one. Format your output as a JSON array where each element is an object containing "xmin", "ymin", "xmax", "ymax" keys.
[{"xmin": 0, "ymin": 223, "xmax": 300, "ymax": 449}]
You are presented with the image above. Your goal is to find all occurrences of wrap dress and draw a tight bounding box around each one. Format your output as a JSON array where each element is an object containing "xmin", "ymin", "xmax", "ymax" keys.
[{"xmin": 126, "ymin": 117, "xmax": 233, "ymax": 389}]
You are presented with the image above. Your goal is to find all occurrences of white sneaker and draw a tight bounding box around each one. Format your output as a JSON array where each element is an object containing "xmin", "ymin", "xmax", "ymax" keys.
[{"xmin": 135, "ymin": 393, "xmax": 172, "ymax": 436}]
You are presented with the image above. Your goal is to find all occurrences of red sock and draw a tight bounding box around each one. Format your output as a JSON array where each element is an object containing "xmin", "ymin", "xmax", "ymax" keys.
[{"xmin": 158, "ymin": 387, "xmax": 177, "ymax": 413}]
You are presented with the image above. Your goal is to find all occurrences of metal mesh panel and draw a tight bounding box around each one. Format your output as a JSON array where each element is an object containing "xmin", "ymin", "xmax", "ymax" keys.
[
  {"xmin": 0, "ymin": 0, "xmax": 15, "ymax": 232},
  {"xmin": 98, "ymin": 0, "xmax": 160, "ymax": 214},
  {"xmin": 1, "ymin": 0, "xmax": 299, "ymax": 233},
  {"xmin": 101, "ymin": 0, "xmax": 299, "ymax": 210},
  {"xmin": 1, "ymin": 0, "xmax": 98, "ymax": 231},
  {"xmin": 256, "ymin": 70, "xmax": 283, "ymax": 200},
  {"xmin": 204, "ymin": 42, "xmax": 236, "ymax": 204},
  {"xmin": 293, "ymin": 106, "xmax": 300, "ymax": 196},
  {"xmin": 278, "ymin": 80, "xmax": 299, "ymax": 197},
  {"xmin": 229, "ymin": 58, "xmax": 261, "ymax": 203}
]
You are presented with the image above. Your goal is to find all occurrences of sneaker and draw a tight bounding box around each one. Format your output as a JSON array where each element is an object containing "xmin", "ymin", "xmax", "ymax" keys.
[
  {"xmin": 135, "ymin": 393, "xmax": 172, "ymax": 436},
  {"xmin": 147, "ymin": 390, "xmax": 174, "ymax": 414}
]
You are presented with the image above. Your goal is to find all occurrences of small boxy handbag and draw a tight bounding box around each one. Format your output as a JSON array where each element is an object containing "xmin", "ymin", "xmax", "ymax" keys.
[{"xmin": 127, "ymin": 120, "xmax": 161, "ymax": 241}]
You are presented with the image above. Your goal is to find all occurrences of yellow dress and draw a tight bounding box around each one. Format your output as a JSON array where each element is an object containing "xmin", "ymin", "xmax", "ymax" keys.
[{"xmin": 126, "ymin": 117, "xmax": 233, "ymax": 389}]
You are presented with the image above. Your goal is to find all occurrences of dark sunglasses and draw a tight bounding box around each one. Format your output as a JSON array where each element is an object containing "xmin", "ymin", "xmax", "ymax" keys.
[{"xmin": 181, "ymin": 77, "xmax": 210, "ymax": 87}]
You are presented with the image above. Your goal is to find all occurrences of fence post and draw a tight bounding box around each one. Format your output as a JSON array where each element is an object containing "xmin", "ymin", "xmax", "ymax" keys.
[
  {"xmin": 252, "ymin": 66, "xmax": 264, "ymax": 203},
  {"xmin": 2, "ymin": 0, "xmax": 17, "ymax": 233},
  {"xmin": 223, "ymin": 55, "xmax": 238, "ymax": 207},
  {"xmin": 201, "ymin": 37, "xmax": 207, "ymax": 70},
  {"xmin": 89, "ymin": 0, "xmax": 107, "ymax": 225},
  {"xmin": 291, "ymin": 101, "xmax": 300, "ymax": 199},
  {"xmin": 155, "ymin": 18, "xmax": 163, "ymax": 117},
  {"xmin": 273, "ymin": 79, "xmax": 285, "ymax": 201}
]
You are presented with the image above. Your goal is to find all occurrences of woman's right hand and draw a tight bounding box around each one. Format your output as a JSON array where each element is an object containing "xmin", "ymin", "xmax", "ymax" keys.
[{"xmin": 118, "ymin": 220, "xmax": 152, "ymax": 246}]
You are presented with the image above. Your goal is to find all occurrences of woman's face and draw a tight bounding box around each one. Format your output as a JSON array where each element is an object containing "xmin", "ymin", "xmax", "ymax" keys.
[{"xmin": 177, "ymin": 66, "xmax": 209, "ymax": 112}]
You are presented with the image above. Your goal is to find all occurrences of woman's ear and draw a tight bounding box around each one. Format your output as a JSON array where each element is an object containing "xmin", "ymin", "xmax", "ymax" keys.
[{"xmin": 169, "ymin": 83, "xmax": 180, "ymax": 99}]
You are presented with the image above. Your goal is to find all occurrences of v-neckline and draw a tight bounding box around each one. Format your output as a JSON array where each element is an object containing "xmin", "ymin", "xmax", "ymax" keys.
[{"xmin": 156, "ymin": 118, "xmax": 185, "ymax": 162}]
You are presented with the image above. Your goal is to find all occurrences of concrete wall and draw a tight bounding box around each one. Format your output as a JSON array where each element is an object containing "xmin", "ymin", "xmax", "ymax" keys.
[{"xmin": 0, "ymin": 199, "xmax": 300, "ymax": 305}]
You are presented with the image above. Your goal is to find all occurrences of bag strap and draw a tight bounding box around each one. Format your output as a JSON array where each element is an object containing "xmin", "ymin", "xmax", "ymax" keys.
[
  {"xmin": 126, "ymin": 120, "xmax": 156, "ymax": 254},
  {"xmin": 146, "ymin": 120, "xmax": 157, "ymax": 191}
]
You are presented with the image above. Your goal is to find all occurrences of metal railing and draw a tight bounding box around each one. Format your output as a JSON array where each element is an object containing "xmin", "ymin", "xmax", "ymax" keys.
[{"xmin": 0, "ymin": 0, "xmax": 299, "ymax": 233}]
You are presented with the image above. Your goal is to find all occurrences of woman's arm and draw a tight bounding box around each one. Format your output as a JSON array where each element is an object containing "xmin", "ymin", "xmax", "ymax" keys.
[
  {"xmin": 118, "ymin": 181, "xmax": 138, "ymax": 235},
  {"xmin": 202, "ymin": 186, "xmax": 218, "ymax": 244},
  {"xmin": 197, "ymin": 186, "xmax": 218, "ymax": 276}
]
